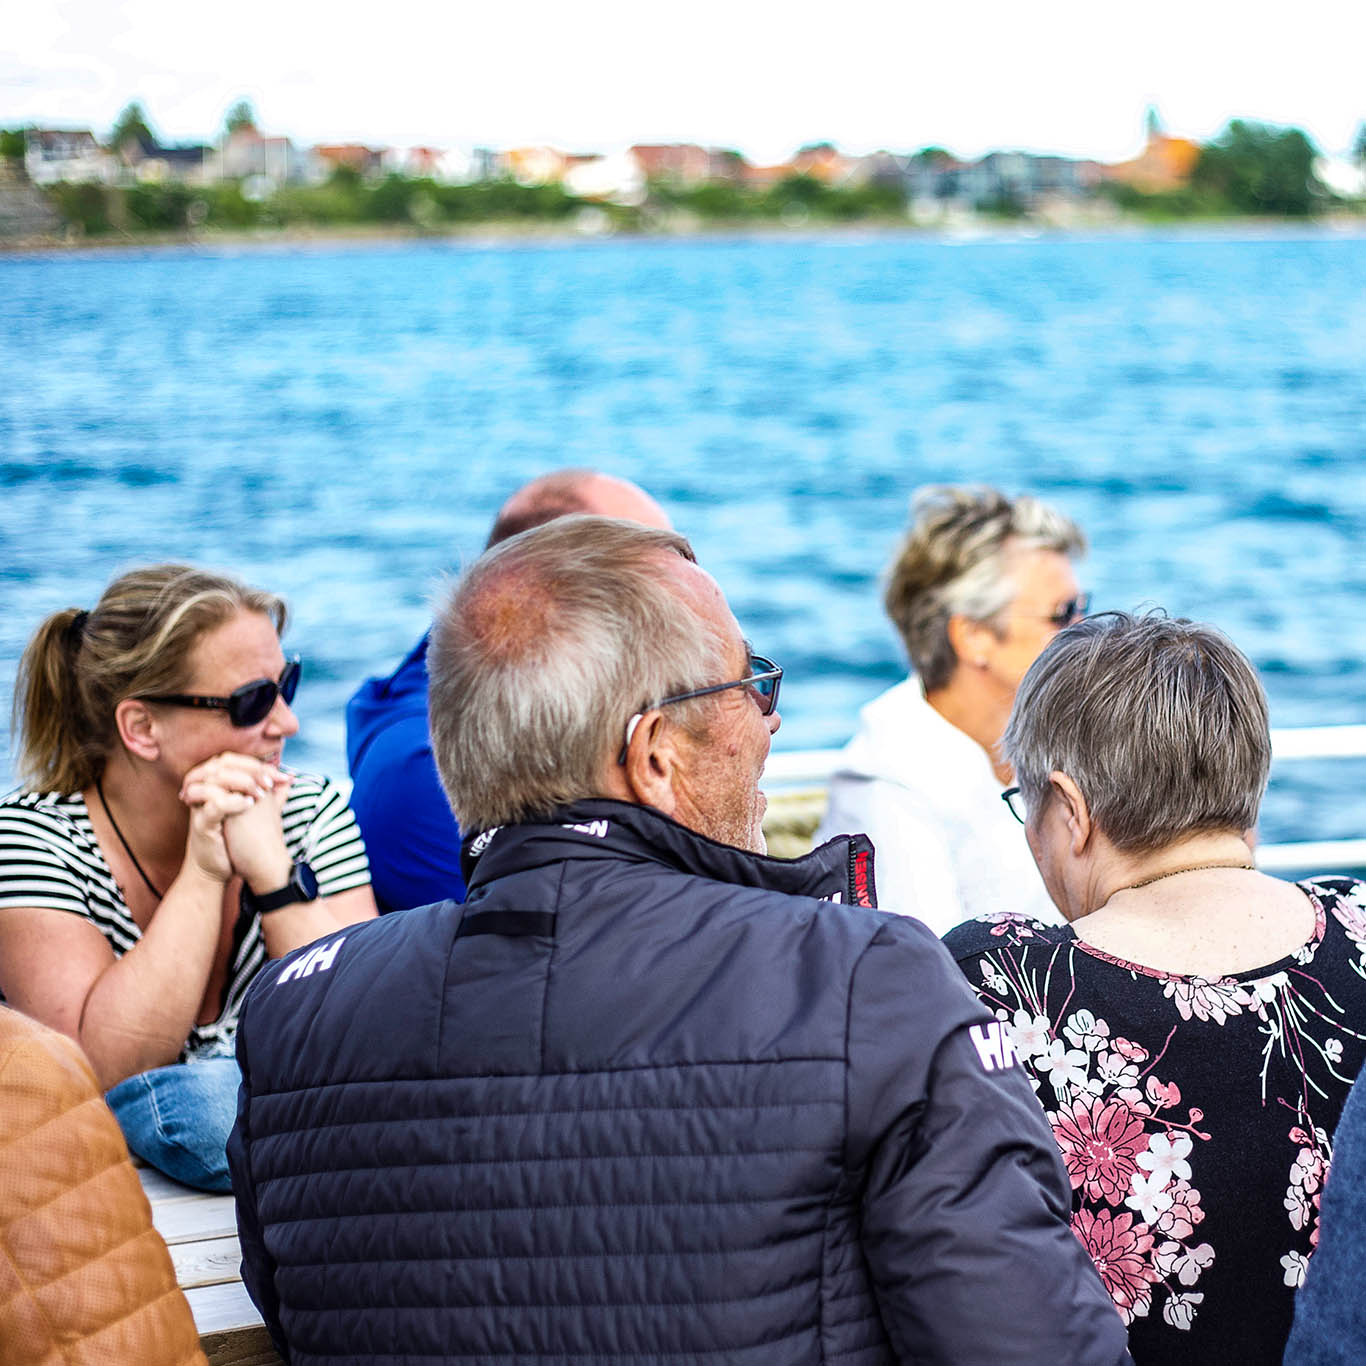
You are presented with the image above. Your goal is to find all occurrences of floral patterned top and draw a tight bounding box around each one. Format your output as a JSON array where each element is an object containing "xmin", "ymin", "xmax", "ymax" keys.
[{"xmin": 943, "ymin": 876, "xmax": 1366, "ymax": 1366}]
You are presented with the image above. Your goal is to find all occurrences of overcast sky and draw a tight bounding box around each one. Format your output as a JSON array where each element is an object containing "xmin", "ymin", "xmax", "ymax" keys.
[{"xmin": 7, "ymin": 0, "xmax": 1365, "ymax": 162}]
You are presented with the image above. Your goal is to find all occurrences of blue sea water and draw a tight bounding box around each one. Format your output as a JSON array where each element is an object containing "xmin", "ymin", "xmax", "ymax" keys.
[{"xmin": 1, "ymin": 228, "xmax": 1364, "ymax": 846}]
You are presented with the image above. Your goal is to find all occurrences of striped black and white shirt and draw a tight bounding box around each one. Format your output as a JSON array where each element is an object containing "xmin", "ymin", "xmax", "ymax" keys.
[{"xmin": 0, "ymin": 775, "xmax": 370, "ymax": 1060}]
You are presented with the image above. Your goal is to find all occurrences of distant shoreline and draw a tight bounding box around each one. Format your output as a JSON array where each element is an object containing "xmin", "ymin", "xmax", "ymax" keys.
[{"xmin": 4, "ymin": 213, "xmax": 1366, "ymax": 257}]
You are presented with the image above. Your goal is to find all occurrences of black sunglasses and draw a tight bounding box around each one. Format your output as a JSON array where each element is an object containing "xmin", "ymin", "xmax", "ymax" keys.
[
  {"xmin": 1020, "ymin": 593, "xmax": 1091, "ymax": 628},
  {"xmin": 144, "ymin": 657, "xmax": 302, "ymax": 728},
  {"xmin": 618, "ymin": 653, "xmax": 782, "ymax": 764}
]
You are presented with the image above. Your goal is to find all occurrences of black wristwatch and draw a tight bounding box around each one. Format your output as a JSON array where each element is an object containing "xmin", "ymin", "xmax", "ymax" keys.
[{"xmin": 242, "ymin": 860, "xmax": 319, "ymax": 916}]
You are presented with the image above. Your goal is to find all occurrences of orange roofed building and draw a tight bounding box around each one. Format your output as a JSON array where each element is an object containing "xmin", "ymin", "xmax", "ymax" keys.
[
  {"xmin": 1106, "ymin": 113, "xmax": 1200, "ymax": 193},
  {"xmin": 313, "ymin": 144, "xmax": 386, "ymax": 178},
  {"xmin": 628, "ymin": 145, "xmax": 748, "ymax": 185},
  {"xmin": 499, "ymin": 146, "xmax": 568, "ymax": 185},
  {"xmin": 791, "ymin": 143, "xmax": 858, "ymax": 184}
]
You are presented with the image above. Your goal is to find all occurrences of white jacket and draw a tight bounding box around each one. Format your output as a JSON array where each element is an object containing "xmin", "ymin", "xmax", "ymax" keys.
[{"xmin": 815, "ymin": 678, "xmax": 1060, "ymax": 936}]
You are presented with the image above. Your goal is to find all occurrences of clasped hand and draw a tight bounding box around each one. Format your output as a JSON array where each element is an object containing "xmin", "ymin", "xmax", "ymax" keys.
[{"xmin": 179, "ymin": 752, "xmax": 294, "ymax": 889}]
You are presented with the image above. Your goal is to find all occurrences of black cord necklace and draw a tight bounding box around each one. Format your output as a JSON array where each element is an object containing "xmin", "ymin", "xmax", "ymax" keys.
[{"xmin": 95, "ymin": 776, "xmax": 164, "ymax": 900}]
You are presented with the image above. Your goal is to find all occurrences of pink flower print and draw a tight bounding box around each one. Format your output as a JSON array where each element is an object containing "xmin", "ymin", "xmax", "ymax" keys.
[
  {"xmin": 1138, "ymin": 1131, "xmax": 1193, "ymax": 1187},
  {"xmin": 1126, "ymin": 1171, "xmax": 1175, "ymax": 1224},
  {"xmin": 1051, "ymin": 1095, "xmax": 1148, "ymax": 1204},
  {"xmin": 1162, "ymin": 1292, "xmax": 1204, "ymax": 1331},
  {"xmin": 1116, "ymin": 1086, "xmax": 1151, "ymax": 1115},
  {"xmin": 1040, "ymin": 1037, "xmax": 1090, "ymax": 1096},
  {"xmin": 1113, "ymin": 1037, "xmax": 1148, "ymax": 1063},
  {"xmin": 987, "ymin": 915, "xmax": 1037, "ymax": 939},
  {"xmin": 1291, "ymin": 1147, "xmax": 1325, "ymax": 1196},
  {"xmin": 1311, "ymin": 1191, "xmax": 1322, "ymax": 1248},
  {"xmin": 1154, "ymin": 1181, "xmax": 1205, "ymax": 1239},
  {"xmin": 1330, "ymin": 886, "xmax": 1366, "ymax": 944},
  {"xmin": 1064, "ymin": 1009, "xmax": 1111, "ymax": 1053},
  {"xmin": 1285, "ymin": 1184, "xmax": 1312, "ymax": 1230},
  {"xmin": 1289, "ymin": 1126, "xmax": 1311, "ymax": 1146},
  {"xmin": 1145, "ymin": 1077, "xmax": 1181, "ymax": 1111},
  {"xmin": 1248, "ymin": 973, "xmax": 1287, "ymax": 1012},
  {"xmin": 1096, "ymin": 1050, "xmax": 1140, "ymax": 1089},
  {"xmin": 1281, "ymin": 1251, "xmax": 1310, "ymax": 1288},
  {"xmin": 1161, "ymin": 978, "xmax": 1253, "ymax": 1024},
  {"xmin": 978, "ymin": 960, "xmax": 1010, "ymax": 995},
  {"xmin": 1008, "ymin": 1008, "xmax": 1054, "ymax": 1061},
  {"xmin": 1072, "ymin": 1209, "xmax": 1158, "ymax": 1323},
  {"xmin": 1153, "ymin": 1240, "xmax": 1215, "ymax": 1287}
]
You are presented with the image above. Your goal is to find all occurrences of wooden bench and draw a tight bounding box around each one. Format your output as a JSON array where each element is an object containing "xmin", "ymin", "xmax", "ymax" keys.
[{"xmin": 138, "ymin": 1165, "xmax": 283, "ymax": 1365}]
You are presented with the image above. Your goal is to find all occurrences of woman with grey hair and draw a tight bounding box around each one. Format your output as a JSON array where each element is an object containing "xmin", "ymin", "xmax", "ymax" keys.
[
  {"xmin": 816, "ymin": 484, "xmax": 1088, "ymax": 932},
  {"xmin": 944, "ymin": 611, "xmax": 1366, "ymax": 1365}
]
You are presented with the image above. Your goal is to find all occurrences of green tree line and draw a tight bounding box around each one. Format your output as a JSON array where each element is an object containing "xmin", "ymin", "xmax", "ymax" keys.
[{"xmin": 36, "ymin": 167, "xmax": 915, "ymax": 237}]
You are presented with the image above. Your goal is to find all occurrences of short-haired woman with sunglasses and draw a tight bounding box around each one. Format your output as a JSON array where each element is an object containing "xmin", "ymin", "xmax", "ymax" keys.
[
  {"xmin": 0, "ymin": 564, "xmax": 376, "ymax": 1189},
  {"xmin": 815, "ymin": 484, "xmax": 1088, "ymax": 935}
]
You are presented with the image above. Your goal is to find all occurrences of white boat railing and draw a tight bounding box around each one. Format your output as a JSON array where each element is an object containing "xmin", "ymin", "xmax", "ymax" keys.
[{"xmin": 765, "ymin": 724, "xmax": 1366, "ymax": 875}]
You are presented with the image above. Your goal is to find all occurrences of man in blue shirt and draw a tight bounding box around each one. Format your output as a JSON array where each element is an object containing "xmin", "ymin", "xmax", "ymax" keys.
[{"xmin": 345, "ymin": 469, "xmax": 671, "ymax": 911}]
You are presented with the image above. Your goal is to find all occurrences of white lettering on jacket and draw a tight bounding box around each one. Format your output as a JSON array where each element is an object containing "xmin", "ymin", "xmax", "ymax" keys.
[
  {"xmin": 969, "ymin": 1021, "xmax": 1019, "ymax": 1072},
  {"xmin": 563, "ymin": 820, "xmax": 609, "ymax": 838},
  {"xmin": 277, "ymin": 936, "xmax": 347, "ymax": 984},
  {"xmin": 469, "ymin": 827, "xmax": 500, "ymax": 857}
]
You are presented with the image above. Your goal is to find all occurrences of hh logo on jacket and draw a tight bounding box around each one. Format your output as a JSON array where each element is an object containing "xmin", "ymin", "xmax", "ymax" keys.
[
  {"xmin": 969, "ymin": 1021, "xmax": 1019, "ymax": 1072},
  {"xmin": 277, "ymin": 937, "xmax": 346, "ymax": 985}
]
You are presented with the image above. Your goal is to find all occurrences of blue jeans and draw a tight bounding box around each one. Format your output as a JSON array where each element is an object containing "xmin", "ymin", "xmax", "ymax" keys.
[{"xmin": 106, "ymin": 1056, "xmax": 240, "ymax": 1192}]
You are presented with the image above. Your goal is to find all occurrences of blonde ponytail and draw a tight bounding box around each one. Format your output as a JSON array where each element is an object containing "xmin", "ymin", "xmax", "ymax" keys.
[{"xmin": 12, "ymin": 565, "xmax": 287, "ymax": 794}]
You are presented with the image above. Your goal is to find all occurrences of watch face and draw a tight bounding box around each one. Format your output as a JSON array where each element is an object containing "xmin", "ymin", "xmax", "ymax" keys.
[{"xmin": 295, "ymin": 860, "xmax": 319, "ymax": 900}]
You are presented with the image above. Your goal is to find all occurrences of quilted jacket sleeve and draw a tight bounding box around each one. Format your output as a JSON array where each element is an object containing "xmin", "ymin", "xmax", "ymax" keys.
[
  {"xmin": 0, "ymin": 1007, "xmax": 207, "ymax": 1366},
  {"xmin": 228, "ymin": 991, "xmax": 290, "ymax": 1361},
  {"xmin": 844, "ymin": 920, "xmax": 1132, "ymax": 1366}
]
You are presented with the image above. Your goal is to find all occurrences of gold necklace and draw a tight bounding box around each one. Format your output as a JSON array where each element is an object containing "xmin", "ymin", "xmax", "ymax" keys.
[{"xmin": 1117, "ymin": 860, "xmax": 1255, "ymax": 893}]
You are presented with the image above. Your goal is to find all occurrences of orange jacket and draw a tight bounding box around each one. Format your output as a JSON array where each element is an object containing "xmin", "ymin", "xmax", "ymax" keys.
[{"xmin": 0, "ymin": 1007, "xmax": 207, "ymax": 1366}]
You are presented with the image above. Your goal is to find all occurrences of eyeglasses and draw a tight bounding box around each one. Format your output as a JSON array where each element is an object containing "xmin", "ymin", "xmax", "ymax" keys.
[
  {"xmin": 618, "ymin": 653, "xmax": 782, "ymax": 764},
  {"xmin": 1014, "ymin": 593, "xmax": 1091, "ymax": 629},
  {"xmin": 144, "ymin": 657, "xmax": 302, "ymax": 727},
  {"xmin": 1001, "ymin": 786, "xmax": 1027, "ymax": 823}
]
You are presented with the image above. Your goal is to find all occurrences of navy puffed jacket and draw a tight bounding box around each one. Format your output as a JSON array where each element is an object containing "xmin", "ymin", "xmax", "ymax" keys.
[{"xmin": 230, "ymin": 799, "xmax": 1130, "ymax": 1365}]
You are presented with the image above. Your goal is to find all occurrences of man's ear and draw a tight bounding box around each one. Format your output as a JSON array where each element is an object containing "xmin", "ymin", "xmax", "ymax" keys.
[
  {"xmin": 619, "ymin": 709, "xmax": 682, "ymax": 817},
  {"xmin": 946, "ymin": 613, "xmax": 993, "ymax": 672},
  {"xmin": 114, "ymin": 698, "xmax": 160, "ymax": 763},
  {"xmin": 1047, "ymin": 770, "xmax": 1093, "ymax": 856}
]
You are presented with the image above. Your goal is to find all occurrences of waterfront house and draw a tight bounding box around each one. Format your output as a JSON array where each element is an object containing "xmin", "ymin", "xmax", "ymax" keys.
[
  {"xmin": 381, "ymin": 146, "xmax": 472, "ymax": 182},
  {"xmin": 791, "ymin": 142, "xmax": 859, "ymax": 185},
  {"xmin": 563, "ymin": 151, "xmax": 646, "ymax": 203},
  {"xmin": 628, "ymin": 143, "xmax": 715, "ymax": 186},
  {"xmin": 118, "ymin": 137, "xmax": 212, "ymax": 185},
  {"xmin": 208, "ymin": 125, "xmax": 308, "ymax": 188},
  {"xmin": 499, "ymin": 146, "xmax": 569, "ymax": 186},
  {"xmin": 313, "ymin": 143, "xmax": 387, "ymax": 181},
  {"xmin": 24, "ymin": 129, "xmax": 115, "ymax": 185}
]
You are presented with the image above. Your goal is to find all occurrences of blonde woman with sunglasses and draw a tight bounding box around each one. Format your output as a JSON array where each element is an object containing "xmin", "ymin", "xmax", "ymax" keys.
[
  {"xmin": 816, "ymin": 485, "xmax": 1088, "ymax": 935},
  {"xmin": 0, "ymin": 564, "xmax": 375, "ymax": 1189}
]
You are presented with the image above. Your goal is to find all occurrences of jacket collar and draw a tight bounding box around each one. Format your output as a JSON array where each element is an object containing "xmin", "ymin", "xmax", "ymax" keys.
[{"xmin": 462, "ymin": 798, "xmax": 878, "ymax": 909}]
